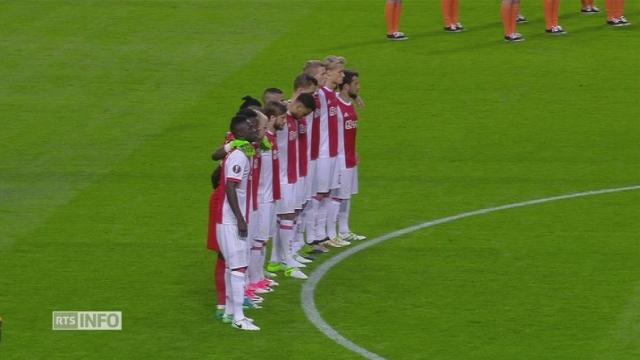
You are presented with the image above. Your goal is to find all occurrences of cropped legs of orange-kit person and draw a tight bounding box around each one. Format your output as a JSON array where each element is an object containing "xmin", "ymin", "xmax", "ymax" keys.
[
  {"xmin": 442, "ymin": 0, "xmax": 464, "ymax": 32},
  {"xmin": 543, "ymin": 0, "xmax": 566, "ymax": 34},
  {"xmin": 605, "ymin": 0, "xmax": 630, "ymax": 26},
  {"xmin": 502, "ymin": 0, "xmax": 525, "ymax": 41},
  {"xmin": 385, "ymin": 0, "xmax": 408, "ymax": 40},
  {"xmin": 581, "ymin": 0, "xmax": 600, "ymax": 13}
]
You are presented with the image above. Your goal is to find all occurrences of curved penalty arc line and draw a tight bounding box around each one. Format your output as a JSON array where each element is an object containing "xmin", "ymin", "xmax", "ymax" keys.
[{"xmin": 301, "ymin": 184, "xmax": 640, "ymax": 360}]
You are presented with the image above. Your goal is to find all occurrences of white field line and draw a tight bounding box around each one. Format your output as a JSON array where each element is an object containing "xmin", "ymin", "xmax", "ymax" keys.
[{"xmin": 301, "ymin": 185, "xmax": 640, "ymax": 360}]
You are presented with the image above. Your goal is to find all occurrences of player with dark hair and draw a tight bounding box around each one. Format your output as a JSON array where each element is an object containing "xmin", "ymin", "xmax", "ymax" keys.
[
  {"xmin": 272, "ymin": 92, "xmax": 315, "ymax": 279},
  {"xmin": 262, "ymin": 88, "xmax": 284, "ymax": 104},
  {"xmin": 251, "ymin": 101, "xmax": 288, "ymax": 284},
  {"xmin": 329, "ymin": 70, "xmax": 366, "ymax": 245},
  {"xmin": 209, "ymin": 114, "xmax": 260, "ymax": 331},
  {"xmin": 385, "ymin": 0, "xmax": 408, "ymax": 40},
  {"xmin": 239, "ymin": 95, "xmax": 262, "ymax": 110}
]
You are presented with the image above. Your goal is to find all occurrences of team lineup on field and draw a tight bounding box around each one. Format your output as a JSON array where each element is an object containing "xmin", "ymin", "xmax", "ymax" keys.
[
  {"xmin": 207, "ymin": 57, "xmax": 365, "ymax": 331},
  {"xmin": 385, "ymin": 0, "xmax": 630, "ymax": 41}
]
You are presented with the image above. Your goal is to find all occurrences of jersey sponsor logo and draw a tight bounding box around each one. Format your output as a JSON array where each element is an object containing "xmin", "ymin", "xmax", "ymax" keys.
[
  {"xmin": 272, "ymin": 149, "xmax": 279, "ymax": 160},
  {"xmin": 329, "ymin": 107, "xmax": 338, "ymax": 116},
  {"xmin": 314, "ymin": 109, "xmax": 321, "ymax": 117},
  {"xmin": 289, "ymin": 131, "xmax": 297, "ymax": 141},
  {"xmin": 232, "ymin": 165, "xmax": 241, "ymax": 174},
  {"xmin": 299, "ymin": 124, "xmax": 307, "ymax": 134},
  {"xmin": 344, "ymin": 119, "xmax": 358, "ymax": 130}
]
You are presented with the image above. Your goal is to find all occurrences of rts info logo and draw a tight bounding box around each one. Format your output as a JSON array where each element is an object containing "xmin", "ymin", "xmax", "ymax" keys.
[{"xmin": 52, "ymin": 311, "xmax": 122, "ymax": 331}]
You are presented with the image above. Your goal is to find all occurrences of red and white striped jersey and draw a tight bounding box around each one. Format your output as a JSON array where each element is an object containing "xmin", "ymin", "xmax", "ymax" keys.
[
  {"xmin": 297, "ymin": 116, "xmax": 309, "ymax": 177},
  {"xmin": 310, "ymin": 93, "xmax": 321, "ymax": 161},
  {"xmin": 259, "ymin": 131, "xmax": 281, "ymax": 203},
  {"xmin": 316, "ymin": 86, "xmax": 339, "ymax": 159},
  {"xmin": 276, "ymin": 112, "xmax": 299, "ymax": 184},
  {"xmin": 337, "ymin": 95, "xmax": 358, "ymax": 169}
]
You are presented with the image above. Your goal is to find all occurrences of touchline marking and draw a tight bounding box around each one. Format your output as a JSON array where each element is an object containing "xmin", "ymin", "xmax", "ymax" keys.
[{"xmin": 301, "ymin": 185, "xmax": 640, "ymax": 360}]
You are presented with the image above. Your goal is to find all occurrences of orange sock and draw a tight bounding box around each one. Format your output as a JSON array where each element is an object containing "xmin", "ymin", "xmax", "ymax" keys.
[
  {"xmin": 512, "ymin": 2, "xmax": 521, "ymax": 33},
  {"xmin": 502, "ymin": 1, "xmax": 513, "ymax": 35},
  {"xmin": 442, "ymin": 0, "xmax": 452, "ymax": 27},
  {"xmin": 392, "ymin": 2, "xmax": 403, "ymax": 33},
  {"xmin": 581, "ymin": 0, "xmax": 594, "ymax": 7},
  {"xmin": 543, "ymin": 0, "xmax": 554, "ymax": 29},
  {"xmin": 615, "ymin": 0, "xmax": 624, "ymax": 18},
  {"xmin": 605, "ymin": 0, "xmax": 614, "ymax": 18},
  {"xmin": 552, "ymin": 0, "xmax": 560, "ymax": 27},
  {"xmin": 452, "ymin": 0, "xmax": 460, "ymax": 24},
  {"xmin": 385, "ymin": 1, "xmax": 396, "ymax": 34}
]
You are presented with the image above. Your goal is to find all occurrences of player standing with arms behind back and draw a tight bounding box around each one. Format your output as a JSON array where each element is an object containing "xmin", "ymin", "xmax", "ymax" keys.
[{"xmin": 333, "ymin": 70, "xmax": 367, "ymax": 243}]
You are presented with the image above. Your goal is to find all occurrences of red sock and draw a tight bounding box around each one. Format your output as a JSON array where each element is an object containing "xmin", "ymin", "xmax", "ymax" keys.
[{"xmin": 215, "ymin": 254, "xmax": 226, "ymax": 306}]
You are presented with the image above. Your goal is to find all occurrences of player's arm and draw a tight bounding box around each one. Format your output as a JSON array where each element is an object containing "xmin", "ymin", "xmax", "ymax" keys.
[
  {"xmin": 211, "ymin": 143, "xmax": 236, "ymax": 161},
  {"xmin": 354, "ymin": 95, "xmax": 365, "ymax": 108},
  {"xmin": 224, "ymin": 180, "xmax": 248, "ymax": 238}
]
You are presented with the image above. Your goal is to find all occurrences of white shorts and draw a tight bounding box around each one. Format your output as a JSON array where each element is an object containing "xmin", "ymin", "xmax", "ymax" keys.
[
  {"xmin": 305, "ymin": 160, "xmax": 317, "ymax": 200},
  {"xmin": 276, "ymin": 182, "xmax": 296, "ymax": 215},
  {"xmin": 255, "ymin": 202, "xmax": 275, "ymax": 241},
  {"xmin": 314, "ymin": 157, "xmax": 339, "ymax": 193},
  {"xmin": 295, "ymin": 177, "xmax": 306, "ymax": 209},
  {"xmin": 217, "ymin": 223, "xmax": 248, "ymax": 269},
  {"xmin": 336, "ymin": 166, "xmax": 359, "ymax": 199}
]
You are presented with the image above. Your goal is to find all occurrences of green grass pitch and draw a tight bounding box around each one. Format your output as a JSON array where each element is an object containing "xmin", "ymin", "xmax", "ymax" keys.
[{"xmin": 1, "ymin": 0, "xmax": 639, "ymax": 359}]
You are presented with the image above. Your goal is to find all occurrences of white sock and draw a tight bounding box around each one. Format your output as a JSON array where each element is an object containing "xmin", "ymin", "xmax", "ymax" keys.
[
  {"xmin": 305, "ymin": 200, "xmax": 318, "ymax": 244},
  {"xmin": 249, "ymin": 240, "xmax": 264, "ymax": 284},
  {"xmin": 259, "ymin": 240, "xmax": 267, "ymax": 278},
  {"xmin": 292, "ymin": 220, "xmax": 303, "ymax": 254},
  {"xmin": 327, "ymin": 197, "xmax": 341, "ymax": 239},
  {"xmin": 230, "ymin": 270, "xmax": 246, "ymax": 322},
  {"xmin": 315, "ymin": 197, "xmax": 329, "ymax": 241},
  {"xmin": 296, "ymin": 210, "xmax": 306, "ymax": 248},
  {"xmin": 338, "ymin": 199, "xmax": 351, "ymax": 235},
  {"xmin": 270, "ymin": 221, "xmax": 282, "ymax": 264},
  {"xmin": 278, "ymin": 219, "xmax": 297, "ymax": 267},
  {"xmin": 224, "ymin": 269, "xmax": 233, "ymax": 316}
]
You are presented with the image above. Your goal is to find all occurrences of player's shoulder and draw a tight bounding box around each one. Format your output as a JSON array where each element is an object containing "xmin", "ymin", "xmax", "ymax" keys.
[{"xmin": 227, "ymin": 149, "xmax": 251, "ymax": 163}]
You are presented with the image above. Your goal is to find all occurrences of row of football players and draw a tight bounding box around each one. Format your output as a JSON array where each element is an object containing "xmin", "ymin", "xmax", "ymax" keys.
[
  {"xmin": 384, "ymin": 0, "xmax": 630, "ymax": 42},
  {"xmin": 207, "ymin": 56, "xmax": 364, "ymax": 330}
]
